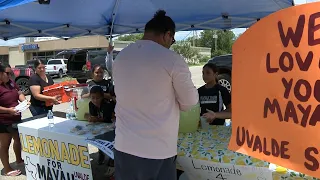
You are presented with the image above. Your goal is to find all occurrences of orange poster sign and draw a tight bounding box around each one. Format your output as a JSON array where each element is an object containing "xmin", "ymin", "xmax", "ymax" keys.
[{"xmin": 228, "ymin": 2, "xmax": 320, "ymax": 178}]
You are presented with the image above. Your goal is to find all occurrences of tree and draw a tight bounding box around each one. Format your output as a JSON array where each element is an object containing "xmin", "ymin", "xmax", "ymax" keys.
[
  {"xmin": 186, "ymin": 30, "xmax": 235, "ymax": 57},
  {"xmin": 117, "ymin": 33, "xmax": 143, "ymax": 42},
  {"xmin": 171, "ymin": 41, "xmax": 200, "ymax": 64}
]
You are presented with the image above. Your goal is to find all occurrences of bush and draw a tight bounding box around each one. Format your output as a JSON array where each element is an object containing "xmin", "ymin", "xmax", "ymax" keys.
[
  {"xmin": 199, "ymin": 55, "xmax": 210, "ymax": 63},
  {"xmin": 211, "ymin": 49, "xmax": 228, "ymax": 58},
  {"xmin": 171, "ymin": 41, "xmax": 200, "ymax": 65}
]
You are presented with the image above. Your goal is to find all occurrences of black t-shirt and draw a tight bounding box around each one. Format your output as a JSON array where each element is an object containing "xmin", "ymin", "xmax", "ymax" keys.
[
  {"xmin": 198, "ymin": 84, "xmax": 231, "ymax": 125},
  {"xmin": 89, "ymin": 99, "xmax": 115, "ymax": 123},
  {"xmin": 28, "ymin": 74, "xmax": 54, "ymax": 108},
  {"xmin": 87, "ymin": 79, "xmax": 115, "ymax": 96}
]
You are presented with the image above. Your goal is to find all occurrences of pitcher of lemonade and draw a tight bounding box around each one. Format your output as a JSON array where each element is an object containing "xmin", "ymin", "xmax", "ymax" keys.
[{"xmin": 178, "ymin": 103, "xmax": 200, "ymax": 133}]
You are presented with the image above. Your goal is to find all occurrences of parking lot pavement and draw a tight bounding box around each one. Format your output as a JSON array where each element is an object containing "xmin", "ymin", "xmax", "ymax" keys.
[{"xmin": 1, "ymin": 66, "xmax": 204, "ymax": 179}]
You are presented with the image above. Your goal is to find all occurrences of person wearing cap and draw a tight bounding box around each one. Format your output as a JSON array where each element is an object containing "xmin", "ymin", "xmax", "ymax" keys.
[{"xmin": 113, "ymin": 10, "xmax": 198, "ymax": 180}]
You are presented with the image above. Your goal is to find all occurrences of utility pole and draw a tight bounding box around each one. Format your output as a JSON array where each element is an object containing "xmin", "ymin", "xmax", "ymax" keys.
[
  {"xmin": 192, "ymin": 31, "xmax": 195, "ymax": 46},
  {"xmin": 213, "ymin": 32, "xmax": 218, "ymax": 51}
]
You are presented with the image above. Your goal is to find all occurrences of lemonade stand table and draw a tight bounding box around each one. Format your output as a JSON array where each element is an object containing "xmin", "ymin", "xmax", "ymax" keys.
[
  {"xmin": 17, "ymin": 116, "xmax": 113, "ymax": 180},
  {"xmin": 177, "ymin": 126, "xmax": 317, "ymax": 180}
]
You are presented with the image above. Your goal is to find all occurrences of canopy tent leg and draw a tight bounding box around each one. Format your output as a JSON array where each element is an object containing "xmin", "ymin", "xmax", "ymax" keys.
[{"xmin": 106, "ymin": 0, "xmax": 121, "ymax": 80}]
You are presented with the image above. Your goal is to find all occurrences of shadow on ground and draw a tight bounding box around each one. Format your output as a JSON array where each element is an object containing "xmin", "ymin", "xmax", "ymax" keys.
[{"xmin": 89, "ymin": 151, "xmax": 114, "ymax": 180}]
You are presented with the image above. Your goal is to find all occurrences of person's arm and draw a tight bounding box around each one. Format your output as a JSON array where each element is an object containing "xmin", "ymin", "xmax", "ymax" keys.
[
  {"xmin": 81, "ymin": 81, "xmax": 92, "ymax": 98},
  {"xmin": 103, "ymin": 80, "xmax": 114, "ymax": 100},
  {"xmin": 172, "ymin": 55, "xmax": 198, "ymax": 111},
  {"xmin": 81, "ymin": 93, "xmax": 90, "ymax": 98},
  {"xmin": 203, "ymin": 87, "xmax": 231, "ymax": 120},
  {"xmin": 0, "ymin": 106, "xmax": 17, "ymax": 115},
  {"xmin": 215, "ymin": 87, "xmax": 231, "ymax": 119},
  {"xmin": 30, "ymin": 85, "xmax": 59, "ymax": 102},
  {"xmin": 18, "ymin": 92, "xmax": 27, "ymax": 102},
  {"xmin": 215, "ymin": 105, "xmax": 231, "ymax": 119},
  {"xmin": 109, "ymin": 84, "xmax": 116, "ymax": 102},
  {"xmin": 88, "ymin": 102, "xmax": 103, "ymax": 122},
  {"xmin": 28, "ymin": 76, "xmax": 59, "ymax": 103},
  {"xmin": 82, "ymin": 92, "xmax": 112, "ymax": 99},
  {"xmin": 14, "ymin": 82, "xmax": 27, "ymax": 102},
  {"xmin": 104, "ymin": 93, "xmax": 112, "ymax": 99}
]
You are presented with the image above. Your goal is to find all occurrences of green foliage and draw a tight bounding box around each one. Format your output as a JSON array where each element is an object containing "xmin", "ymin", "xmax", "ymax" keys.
[
  {"xmin": 198, "ymin": 55, "xmax": 210, "ymax": 63},
  {"xmin": 171, "ymin": 41, "xmax": 200, "ymax": 65},
  {"xmin": 186, "ymin": 30, "xmax": 235, "ymax": 57},
  {"xmin": 62, "ymin": 76, "xmax": 76, "ymax": 81},
  {"xmin": 116, "ymin": 30, "xmax": 235, "ymax": 66},
  {"xmin": 211, "ymin": 49, "xmax": 228, "ymax": 58},
  {"xmin": 117, "ymin": 34, "xmax": 143, "ymax": 42}
]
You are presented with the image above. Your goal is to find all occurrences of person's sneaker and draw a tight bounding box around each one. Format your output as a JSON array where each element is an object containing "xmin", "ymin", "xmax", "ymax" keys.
[{"xmin": 105, "ymin": 166, "xmax": 115, "ymax": 177}]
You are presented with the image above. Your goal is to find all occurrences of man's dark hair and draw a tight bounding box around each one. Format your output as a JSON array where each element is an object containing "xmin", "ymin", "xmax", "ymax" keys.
[
  {"xmin": 204, "ymin": 63, "xmax": 219, "ymax": 73},
  {"xmin": 0, "ymin": 64, "xmax": 11, "ymax": 72},
  {"xmin": 90, "ymin": 85, "xmax": 104, "ymax": 96},
  {"xmin": 34, "ymin": 59, "xmax": 45, "ymax": 68},
  {"xmin": 92, "ymin": 64, "xmax": 102, "ymax": 73},
  {"xmin": 145, "ymin": 10, "xmax": 176, "ymax": 35}
]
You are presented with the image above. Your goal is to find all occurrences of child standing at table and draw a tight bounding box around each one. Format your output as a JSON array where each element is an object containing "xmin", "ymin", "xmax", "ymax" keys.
[
  {"xmin": 89, "ymin": 85, "xmax": 115, "ymax": 177},
  {"xmin": 198, "ymin": 63, "xmax": 231, "ymax": 125},
  {"xmin": 82, "ymin": 64, "xmax": 115, "ymax": 101}
]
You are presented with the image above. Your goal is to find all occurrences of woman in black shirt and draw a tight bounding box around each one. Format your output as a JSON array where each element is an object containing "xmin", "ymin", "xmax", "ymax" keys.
[
  {"xmin": 82, "ymin": 65, "xmax": 115, "ymax": 100},
  {"xmin": 28, "ymin": 60, "xmax": 60, "ymax": 116},
  {"xmin": 198, "ymin": 63, "xmax": 231, "ymax": 125}
]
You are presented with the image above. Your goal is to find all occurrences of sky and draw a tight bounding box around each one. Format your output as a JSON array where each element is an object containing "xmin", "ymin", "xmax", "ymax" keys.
[{"xmin": 0, "ymin": 0, "xmax": 313, "ymax": 46}]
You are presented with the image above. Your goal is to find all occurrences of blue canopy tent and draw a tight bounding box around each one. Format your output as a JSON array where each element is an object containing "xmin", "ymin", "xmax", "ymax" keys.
[
  {"xmin": 0, "ymin": 0, "xmax": 294, "ymax": 75},
  {"xmin": 0, "ymin": 0, "xmax": 294, "ymax": 40}
]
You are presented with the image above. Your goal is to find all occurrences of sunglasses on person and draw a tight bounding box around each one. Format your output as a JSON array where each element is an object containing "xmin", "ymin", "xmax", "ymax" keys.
[
  {"xmin": 171, "ymin": 37, "xmax": 176, "ymax": 45},
  {"xmin": 4, "ymin": 72, "xmax": 12, "ymax": 76}
]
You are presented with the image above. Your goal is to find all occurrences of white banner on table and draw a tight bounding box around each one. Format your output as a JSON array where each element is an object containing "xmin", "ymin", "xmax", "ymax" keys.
[
  {"xmin": 178, "ymin": 157, "xmax": 272, "ymax": 180},
  {"xmin": 19, "ymin": 124, "xmax": 93, "ymax": 180},
  {"xmin": 86, "ymin": 139, "xmax": 115, "ymax": 159}
]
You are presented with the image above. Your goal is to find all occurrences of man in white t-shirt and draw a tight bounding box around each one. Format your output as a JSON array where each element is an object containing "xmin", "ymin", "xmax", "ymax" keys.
[{"xmin": 113, "ymin": 10, "xmax": 198, "ymax": 180}]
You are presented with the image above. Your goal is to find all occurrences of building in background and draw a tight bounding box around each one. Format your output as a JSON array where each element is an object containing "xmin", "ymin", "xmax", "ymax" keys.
[
  {"xmin": 0, "ymin": 47, "xmax": 9, "ymax": 65},
  {"xmin": 7, "ymin": 35, "xmax": 131, "ymax": 66},
  {"xmin": 0, "ymin": 35, "xmax": 211, "ymax": 67}
]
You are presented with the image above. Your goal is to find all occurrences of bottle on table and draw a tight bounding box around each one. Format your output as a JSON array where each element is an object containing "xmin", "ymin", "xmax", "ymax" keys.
[
  {"xmin": 47, "ymin": 110, "xmax": 54, "ymax": 128},
  {"xmin": 66, "ymin": 102, "xmax": 76, "ymax": 120}
]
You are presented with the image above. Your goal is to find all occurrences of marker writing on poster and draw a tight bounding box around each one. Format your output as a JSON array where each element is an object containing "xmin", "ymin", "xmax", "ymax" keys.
[{"xmin": 236, "ymin": 12, "xmax": 320, "ymax": 172}]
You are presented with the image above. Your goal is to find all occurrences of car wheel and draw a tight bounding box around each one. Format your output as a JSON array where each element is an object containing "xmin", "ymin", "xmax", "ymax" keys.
[
  {"xmin": 58, "ymin": 69, "xmax": 63, "ymax": 78},
  {"xmin": 217, "ymin": 74, "xmax": 231, "ymax": 92},
  {"xmin": 16, "ymin": 77, "xmax": 30, "ymax": 95}
]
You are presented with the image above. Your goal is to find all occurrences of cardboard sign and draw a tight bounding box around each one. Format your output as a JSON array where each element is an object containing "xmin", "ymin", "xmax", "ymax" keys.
[
  {"xmin": 229, "ymin": 2, "xmax": 320, "ymax": 178},
  {"xmin": 86, "ymin": 139, "xmax": 115, "ymax": 159},
  {"xmin": 18, "ymin": 120, "xmax": 93, "ymax": 180},
  {"xmin": 43, "ymin": 80, "xmax": 78, "ymax": 106},
  {"xmin": 177, "ymin": 157, "xmax": 272, "ymax": 180}
]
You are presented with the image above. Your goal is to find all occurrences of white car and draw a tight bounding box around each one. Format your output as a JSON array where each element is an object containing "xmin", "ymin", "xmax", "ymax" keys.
[{"xmin": 45, "ymin": 59, "xmax": 68, "ymax": 78}]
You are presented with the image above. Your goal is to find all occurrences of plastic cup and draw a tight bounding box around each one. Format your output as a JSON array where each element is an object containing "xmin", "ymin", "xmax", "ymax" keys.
[{"xmin": 200, "ymin": 117, "xmax": 210, "ymax": 129}]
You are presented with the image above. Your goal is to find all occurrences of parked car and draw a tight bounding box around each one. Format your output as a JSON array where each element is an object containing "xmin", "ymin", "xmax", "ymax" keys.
[
  {"xmin": 58, "ymin": 49, "xmax": 119, "ymax": 83},
  {"xmin": 11, "ymin": 59, "xmax": 48, "ymax": 95},
  {"xmin": 12, "ymin": 62, "xmax": 34, "ymax": 95},
  {"xmin": 45, "ymin": 58, "xmax": 68, "ymax": 78},
  {"xmin": 207, "ymin": 54, "xmax": 232, "ymax": 92}
]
